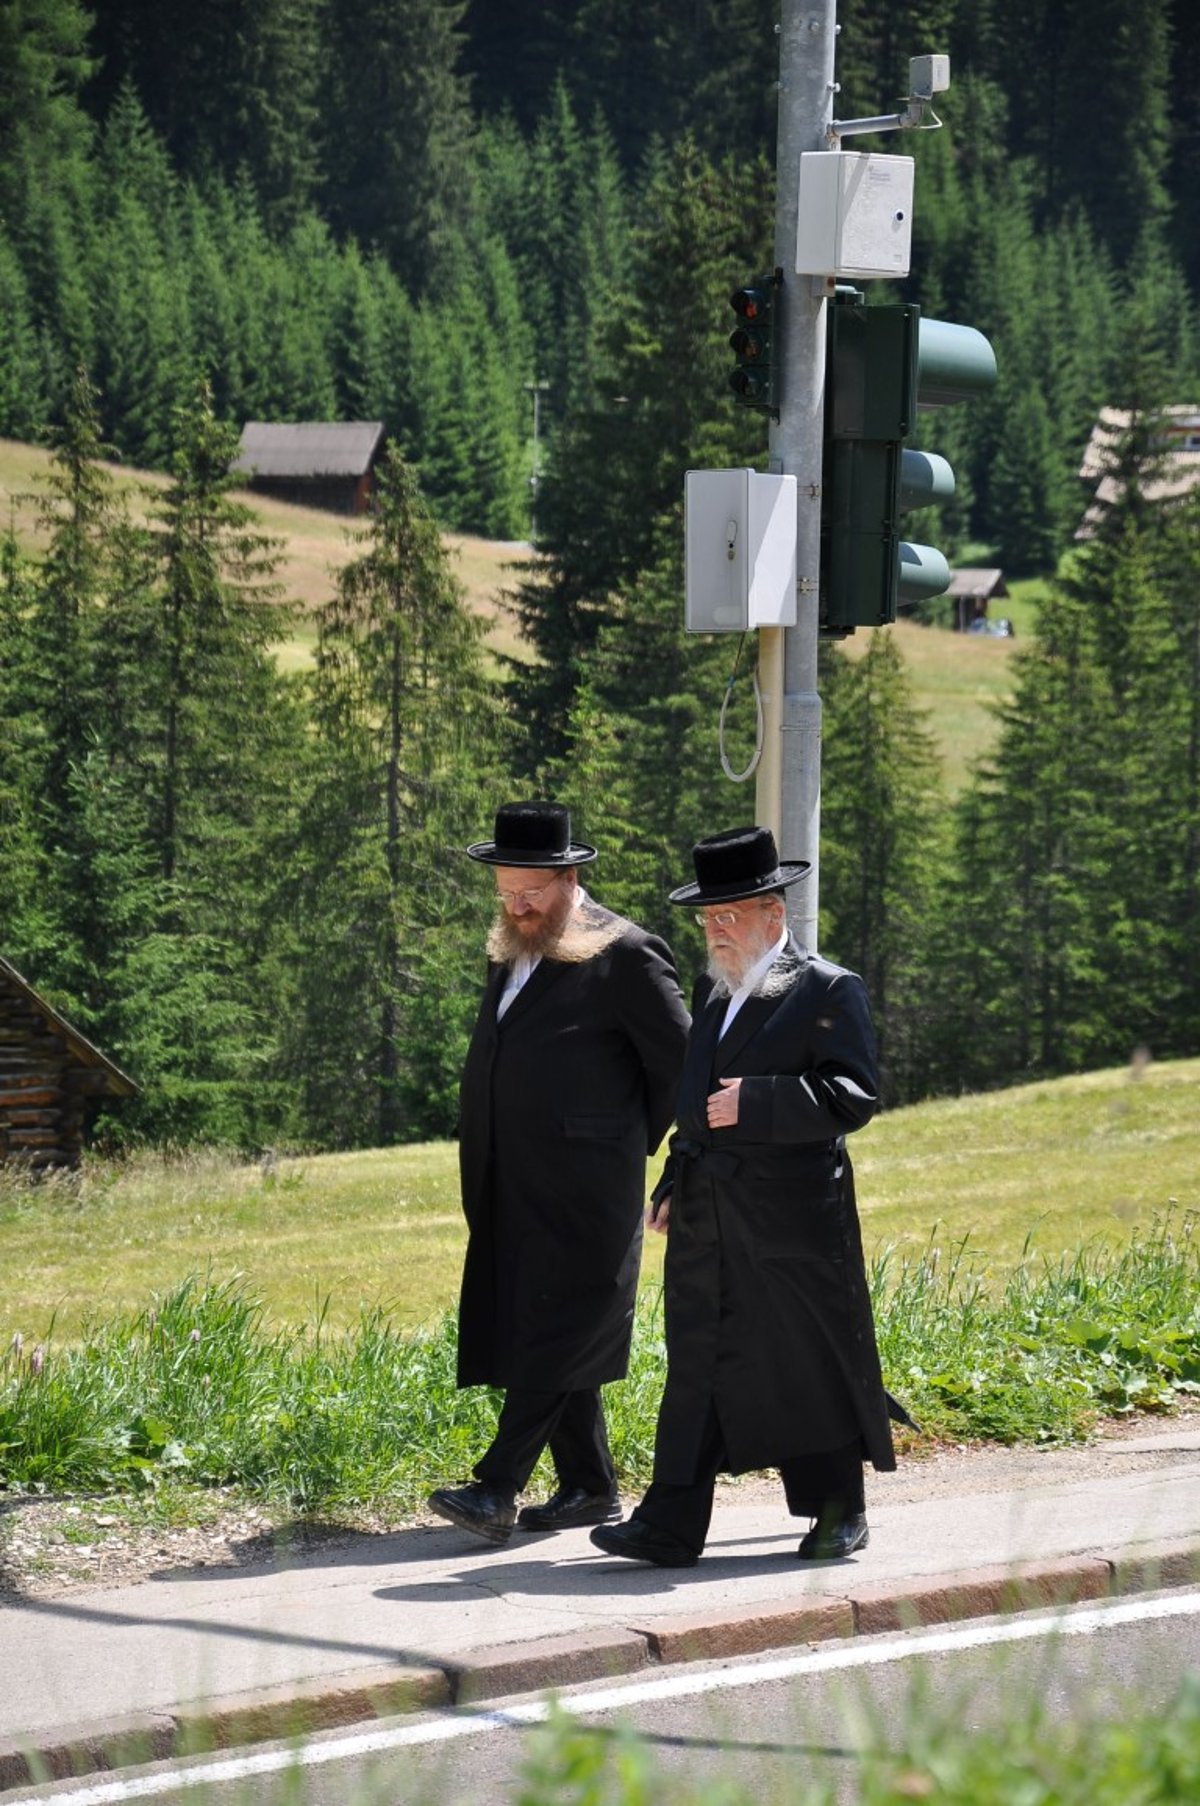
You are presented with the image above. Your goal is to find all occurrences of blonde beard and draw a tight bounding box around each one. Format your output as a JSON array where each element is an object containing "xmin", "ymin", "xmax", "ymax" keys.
[{"xmin": 487, "ymin": 897, "xmax": 625, "ymax": 967}]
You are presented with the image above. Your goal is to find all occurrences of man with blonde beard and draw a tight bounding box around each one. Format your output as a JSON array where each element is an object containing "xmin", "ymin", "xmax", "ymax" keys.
[
  {"xmin": 428, "ymin": 801, "xmax": 689, "ymax": 1546},
  {"xmin": 590, "ymin": 825, "xmax": 909, "ymax": 1569}
]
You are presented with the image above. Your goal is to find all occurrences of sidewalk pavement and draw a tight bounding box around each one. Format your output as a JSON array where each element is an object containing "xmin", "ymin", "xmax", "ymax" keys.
[{"xmin": 2, "ymin": 1426, "xmax": 1199, "ymax": 1791}]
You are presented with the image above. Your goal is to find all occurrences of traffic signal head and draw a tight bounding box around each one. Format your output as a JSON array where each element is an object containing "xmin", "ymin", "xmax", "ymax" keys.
[
  {"xmin": 728, "ymin": 273, "xmax": 780, "ymax": 417},
  {"xmin": 819, "ymin": 290, "xmax": 996, "ymax": 634}
]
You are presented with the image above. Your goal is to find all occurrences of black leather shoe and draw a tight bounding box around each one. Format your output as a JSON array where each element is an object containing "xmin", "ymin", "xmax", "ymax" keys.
[
  {"xmin": 797, "ymin": 1512, "xmax": 869, "ymax": 1560},
  {"xmin": 590, "ymin": 1517, "xmax": 699, "ymax": 1567},
  {"xmin": 517, "ymin": 1486, "xmax": 622, "ymax": 1532},
  {"xmin": 427, "ymin": 1483, "xmax": 516, "ymax": 1545}
]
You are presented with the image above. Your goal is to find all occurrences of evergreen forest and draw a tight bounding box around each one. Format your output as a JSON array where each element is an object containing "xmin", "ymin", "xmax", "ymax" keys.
[{"xmin": 1, "ymin": 0, "xmax": 1198, "ymax": 1150}]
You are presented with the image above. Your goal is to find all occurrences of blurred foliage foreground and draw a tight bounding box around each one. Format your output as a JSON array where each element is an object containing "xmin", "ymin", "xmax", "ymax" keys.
[{"xmin": 513, "ymin": 1676, "xmax": 1200, "ymax": 1806}]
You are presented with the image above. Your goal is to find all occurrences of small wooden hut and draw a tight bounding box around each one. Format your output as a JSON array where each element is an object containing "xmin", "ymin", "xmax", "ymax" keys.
[
  {"xmin": 0, "ymin": 957, "xmax": 138, "ymax": 1173},
  {"xmin": 945, "ymin": 568, "xmax": 1010, "ymax": 632},
  {"xmin": 233, "ymin": 421, "xmax": 387, "ymax": 514}
]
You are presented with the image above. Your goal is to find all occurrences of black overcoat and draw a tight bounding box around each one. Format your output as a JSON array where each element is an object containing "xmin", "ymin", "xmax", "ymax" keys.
[
  {"xmin": 456, "ymin": 901, "xmax": 689, "ymax": 1391},
  {"xmin": 650, "ymin": 937, "xmax": 897, "ymax": 1482}
]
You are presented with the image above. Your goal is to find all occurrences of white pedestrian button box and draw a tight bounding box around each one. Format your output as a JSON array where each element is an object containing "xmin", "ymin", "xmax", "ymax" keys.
[
  {"xmin": 684, "ymin": 469, "xmax": 797, "ymax": 633},
  {"xmin": 796, "ymin": 151, "xmax": 914, "ymax": 279}
]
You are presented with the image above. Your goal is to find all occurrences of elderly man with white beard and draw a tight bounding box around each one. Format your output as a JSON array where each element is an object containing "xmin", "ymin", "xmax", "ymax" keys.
[{"xmin": 590, "ymin": 825, "xmax": 910, "ymax": 1569}]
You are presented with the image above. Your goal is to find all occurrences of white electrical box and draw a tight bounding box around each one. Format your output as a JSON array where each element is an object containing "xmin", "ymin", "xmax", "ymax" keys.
[
  {"xmin": 684, "ymin": 469, "xmax": 797, "ymax": 633},
  {"xmin": 795, "ymin": 151, "xmax": 914, "ymax": 279}
]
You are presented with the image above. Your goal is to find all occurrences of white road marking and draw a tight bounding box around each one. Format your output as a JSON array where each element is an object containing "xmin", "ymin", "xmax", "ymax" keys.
[{"xmin": 22, "ymin": 1588, "xmax": 1200, "ymax": 1804}]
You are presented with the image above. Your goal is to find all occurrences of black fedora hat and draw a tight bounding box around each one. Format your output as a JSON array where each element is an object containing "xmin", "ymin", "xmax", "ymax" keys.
[
  {"xmin": 667, "ymin": 825, "xmax": 809, "ymax": 906},
  {"xmin": 467, "ymin": 800, "xmax": 598, "ymax": 868}
]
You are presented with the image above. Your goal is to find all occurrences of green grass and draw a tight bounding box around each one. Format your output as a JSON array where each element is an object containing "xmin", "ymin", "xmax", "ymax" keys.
[
  {"xmin": 0, "ymin": 1210, "xmax": 1197, "ymax": 1505},
  {"xmin": 853, "ymin": 1055, "xmax": 1200, "ymax": 1276},
  {"xmin": 1, "ymin": 1062, "xmax": 1198, "ymax": 1508},
  {"xmin": 0, "ymin": 1143, "xmax": 469, "ymax": 1339},
  {"xmin": 840, "ymin": 617, "xmax": 1018, "ymax": 793},
  {"xmin": 3, "ymin": 1057, "xmax": 1194, "ymax": 1345},
  {"xmin": 1000, "ymin": 574, "xmax": 1051, "ymax": 637}
]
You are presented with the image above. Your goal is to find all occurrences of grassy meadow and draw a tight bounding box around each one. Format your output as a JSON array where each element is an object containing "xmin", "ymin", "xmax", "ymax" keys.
[
  {"xmin": 0, "ymin": 436, "xmax": 529, "ymax": 669},
  {"xmin": 1, "ymin": 1059, "xmax": 1196, "ymax": 1505},
  {"xmin": 2, "ymin": 1056, "xmax": 1195, "ymax": 1347}
]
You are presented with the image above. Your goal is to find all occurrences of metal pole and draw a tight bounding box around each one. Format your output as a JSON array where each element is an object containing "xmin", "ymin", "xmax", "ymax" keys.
[
  {"xmin": 755, "ymin": 0, "xmax": 837, "ymax": 950},
  {"xmin": 525, "ymin": 379, "xmax": 549, "ymax": 544}
]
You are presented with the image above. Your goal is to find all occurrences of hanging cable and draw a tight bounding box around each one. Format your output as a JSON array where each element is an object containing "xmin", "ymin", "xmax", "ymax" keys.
[{"xmin": 718, "ymin": 632, "xmax": 764, "ymax": 783}]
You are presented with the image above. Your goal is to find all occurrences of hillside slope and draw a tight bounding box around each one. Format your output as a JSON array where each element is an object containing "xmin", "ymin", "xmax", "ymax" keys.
[
  {"xmin": 2, "ymin": 1055, "xmax": 1194, "ymax": 1339},
  {"xmin": 1, "ymin": 437, "xmax": 1014, "ymax": 783}
]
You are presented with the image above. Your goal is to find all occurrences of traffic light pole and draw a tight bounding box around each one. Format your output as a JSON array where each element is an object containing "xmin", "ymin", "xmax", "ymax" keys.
[{"xmin": 755, "ymin": 0, "xmax": 839, "ymax": 950}]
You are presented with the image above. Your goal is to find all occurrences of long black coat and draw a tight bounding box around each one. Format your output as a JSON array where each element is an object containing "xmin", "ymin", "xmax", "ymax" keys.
[
  {"xmin": 651, "ymin": 937, "xmax": 897, "ymax": 1483},
  {"xmin": 456, "ymin": 901, "xmax": 689, "ymax": 1391}
]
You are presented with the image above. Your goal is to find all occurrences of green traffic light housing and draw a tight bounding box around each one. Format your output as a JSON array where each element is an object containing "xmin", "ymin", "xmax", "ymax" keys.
[
  {"xmin": 728, "ymin": 271, "xmax": 781, "ymax": 417},
  {"xmin": 819, "ymin": 290, "xmax": 996, "ymax": 634}
]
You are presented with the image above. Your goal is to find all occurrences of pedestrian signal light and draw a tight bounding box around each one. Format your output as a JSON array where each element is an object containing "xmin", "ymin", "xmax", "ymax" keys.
[{"xmin": 728, "ymin": 272, "xmax": 780, "ymax": 417}]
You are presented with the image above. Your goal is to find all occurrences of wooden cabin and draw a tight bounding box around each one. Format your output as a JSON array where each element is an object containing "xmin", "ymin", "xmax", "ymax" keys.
[
  {"xmin": 233, "ymin": 421, "xmax": 387, "ymax": 515},
  {"xmin": 0, "ymin": 958, "xmax": 138, "ymax": 1173},
  {"xmin": 945, "ymin": 567, "xmax": 1010, "ymax": 633},
  {"xmin": 1077, "ymin": 406, "xmax": 1200, "ymax": 537}
]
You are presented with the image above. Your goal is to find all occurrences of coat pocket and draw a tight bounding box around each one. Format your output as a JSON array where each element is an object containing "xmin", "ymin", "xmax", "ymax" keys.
[{"xmin": 563, "ymin": 1114, "xmax": 626, "ymax": 1139}]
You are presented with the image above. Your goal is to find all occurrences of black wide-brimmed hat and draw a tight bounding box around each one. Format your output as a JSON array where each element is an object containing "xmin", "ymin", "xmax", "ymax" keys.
[
  {"xmin": 466, "ymin": 800, "xmax": 598, "ymax": 868},
  {"xmin": 667, "ymin": 825, "xmax": 809, "ymax": 906}
]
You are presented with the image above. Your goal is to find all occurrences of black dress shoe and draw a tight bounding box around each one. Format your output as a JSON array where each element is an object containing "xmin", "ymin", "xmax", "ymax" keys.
[
  {"xmin": 797, "ymin": 1512, "xmax": 869, "ymax": 1560},
  {"xmin": 517, "ymin": 1486, "xmax": 622, "ymax": 1532},
  {"xmin": 427, "ymin": 1483, "xmax": 516, "ymax": 1545},
  {"xmin": 589, "ymin": 1517, "xmax": 699, "ymax": 1567}
]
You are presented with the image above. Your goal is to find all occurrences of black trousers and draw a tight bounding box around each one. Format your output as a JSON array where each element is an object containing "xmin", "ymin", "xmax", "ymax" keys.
[
  {"xmin": 472, "ymin": 1386, "xmax": 616, "ymax": 1504},
  {"xmin": 634, "ymin": 1404, "xmax": 865, "ymax": 1554}
]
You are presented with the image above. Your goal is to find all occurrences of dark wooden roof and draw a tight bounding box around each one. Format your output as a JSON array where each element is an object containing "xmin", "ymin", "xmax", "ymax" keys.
[
  {"xmin": 0, "ymin": 957, "xmax": 138, "ymax": 1096},
  {"xmin": 234, "ymin": 421, "xmax": 386, "ymax": 481},
  {"xmin": 946, "ymin": 568, "xmax": 1008, "ymax": 602}
]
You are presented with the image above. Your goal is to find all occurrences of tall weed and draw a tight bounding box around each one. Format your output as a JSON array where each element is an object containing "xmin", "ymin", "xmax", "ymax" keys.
[
  {"xmin": 1, "ymin": 1215, "xmax": 1197, "ymax": 1507},
  {"xmin": 511, "ymin": 1673, "xmax": 1200, "ymax": 1804}
]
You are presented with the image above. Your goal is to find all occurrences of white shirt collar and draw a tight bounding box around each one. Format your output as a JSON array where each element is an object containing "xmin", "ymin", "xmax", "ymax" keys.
[{"xmin": 719, "ymin": 924, "xmax": 789, "ymax": 1036}]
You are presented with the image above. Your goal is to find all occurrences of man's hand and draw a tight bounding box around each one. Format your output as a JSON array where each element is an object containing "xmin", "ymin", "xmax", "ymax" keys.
[
  {"xmin": 647, "ymin": 1191, "xmax": 671, "ymax": 1234},
  {"xmin": 706, "ymin": 1076, "xmax": 741, "ymax": 1129}
]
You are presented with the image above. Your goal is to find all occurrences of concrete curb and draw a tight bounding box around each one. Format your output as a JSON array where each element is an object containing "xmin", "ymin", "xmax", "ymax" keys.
[{"xmin": 3, "ymin": 1538, "xmax": 1198, "ymax": 1793}]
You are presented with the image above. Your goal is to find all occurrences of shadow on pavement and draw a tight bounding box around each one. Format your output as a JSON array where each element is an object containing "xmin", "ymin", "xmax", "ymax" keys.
[{"xmin": 11, "ymin": 1591, "xmax": 448, "ymax": 1669}]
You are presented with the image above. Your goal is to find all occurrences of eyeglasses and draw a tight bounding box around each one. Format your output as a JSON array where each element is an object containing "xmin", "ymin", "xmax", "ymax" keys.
[
  {"xmin": 497, "ymin": 881, "xmax": 558, "ymax": 908},
  {"xmin": 695, "ymin": 907, "xmax": 753, "ymax": 928}
]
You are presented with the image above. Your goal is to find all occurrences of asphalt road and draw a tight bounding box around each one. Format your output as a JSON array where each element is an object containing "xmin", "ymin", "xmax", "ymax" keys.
[{"xmin": 9, "ymin": 1587, "xmax": 1199, "ymax": 1806}]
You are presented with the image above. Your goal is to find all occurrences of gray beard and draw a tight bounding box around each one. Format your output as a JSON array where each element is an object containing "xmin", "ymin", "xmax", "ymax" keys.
[
  {"xmin": 707, "ymin": 938, "xmax": 798, "ymax": 999},
  {"xmin": 487, "ymin": 899, "xmax": 625, "ymax": 967}
]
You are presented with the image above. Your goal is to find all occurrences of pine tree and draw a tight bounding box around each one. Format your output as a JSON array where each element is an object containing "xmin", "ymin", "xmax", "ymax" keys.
[
  {"xmin": 477, "ymin": 82, "xmax": 632, "ymax": 422},
  {"xmin": 818, "ymin": 633, "xmax": 948, "ymax": 1102},
  {"xmin": 317, "ymin": 0, "xmax": 476, "ymax": 288},
  {"xmin": 0, "ymin": 0, "xmax": 94, "ymax": 229},
  {"xmin": 932, "ymin": 590, "xmax": 1121, "ymax": 1092},
  {"xmin": 94, "ymin": 379, "xmax": 309, "ymax": 1144},
  {"xmin": 296, "ymin": 446, "xmax": 501, "ymax": 1146},
  {"xmin": 549, "ymin": 516, "xmax": 761, "ymax": 982},
  {"xmin": 87, "ymin": 0, "xmax": 324, "ymax": 226},
  {"xmin": 509, "ymin": 136, "xmax": 772, "ymax": 768},
  {"xmin": 0, "ymin": 229, "xmax": 46, "ymax": 437},
  {"xmin": 27, "ymin": 370, "xmax": 119, "ymax": 837},
  {"xmin": 257, "ymin": 213, "xmax": 341, "ymax": 421},
  {"xmin": 0, "ymin": 530, "xmax": 45, "ymax": 957},
  {"xmin": 404, "ymin": 234, "xmax": 530, "ymax": 536}
]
